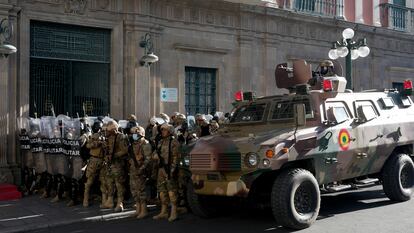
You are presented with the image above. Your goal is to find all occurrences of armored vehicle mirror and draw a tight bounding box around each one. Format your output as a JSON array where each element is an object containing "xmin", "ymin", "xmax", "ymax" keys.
[{"xmin": 294, "ymin": 104, "xmax": 306, "ymax": 126}]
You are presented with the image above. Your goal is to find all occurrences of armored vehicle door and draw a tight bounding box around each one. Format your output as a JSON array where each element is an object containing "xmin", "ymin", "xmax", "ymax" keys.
[
  {"xmin": 349, "ymin": 100, "xmax": 384, "ymax": 177},
  {"xmin": 318, "ymin": 101, "xmax": 355, "ymax": 183}
]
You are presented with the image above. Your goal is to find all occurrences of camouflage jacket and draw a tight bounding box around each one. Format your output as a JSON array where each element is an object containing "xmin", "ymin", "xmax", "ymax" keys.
[
  {"xmin": 106, "ymin": 133, "xmax": 129, "ymax": 160},
  {"xmin": 130, "ymin": 137, "xmax": 153, "ymax": 171},
  {"xmin": 86, "ymin": 132, "xmax": 104, "ymax": 158},
  {"xmin": 154, "ymin": 136, "xmax": 180, "ymax": 176}
]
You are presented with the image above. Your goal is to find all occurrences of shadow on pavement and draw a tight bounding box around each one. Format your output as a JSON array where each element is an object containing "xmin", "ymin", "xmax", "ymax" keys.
[{"xmin": 32, "ymin": 186, "xmax": 400, "ymax": 233}]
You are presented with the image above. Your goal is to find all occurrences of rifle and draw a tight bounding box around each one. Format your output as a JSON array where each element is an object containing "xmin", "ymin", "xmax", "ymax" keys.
[
  {"xmin": 157, "ymin": 137, "xmax": 174, "ymax": 179},
  {"xmin": 128, "ymin": 136, "xmax": 141, "ymax": 172},
  {"xmin": 107, "ymin": 134, "xmax": 117, "ymax": 171}
]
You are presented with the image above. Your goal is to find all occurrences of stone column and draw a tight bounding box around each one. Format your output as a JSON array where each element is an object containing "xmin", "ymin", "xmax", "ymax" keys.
[
  {"xmin": 0, "ymin": 3, "xmax": 16, "ymax": 184},
  {"xmin": 355, "ymin": 0, "xmax": 364, "ymax": 23},
  {"xmin": 336, "ymin": 0, "xmax": 345, "ymax": 19},
  {"xmin": 373, "ymin": 0, "xmax": 382, "ymax": 26},
  {"xmin": 406, "ymin": 1, "xmax": 413, "ymax": 33}
]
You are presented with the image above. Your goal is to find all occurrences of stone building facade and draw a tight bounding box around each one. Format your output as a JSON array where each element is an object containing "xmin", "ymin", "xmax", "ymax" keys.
[{"xmin": 0, "ymin": 0, "xmax": 413, "ymax": 183}]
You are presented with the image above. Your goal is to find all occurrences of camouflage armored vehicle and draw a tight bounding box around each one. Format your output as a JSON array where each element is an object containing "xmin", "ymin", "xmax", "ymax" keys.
[{"xmin": 187, "ymin": 60, "xmax": 414, "ymax": 229}]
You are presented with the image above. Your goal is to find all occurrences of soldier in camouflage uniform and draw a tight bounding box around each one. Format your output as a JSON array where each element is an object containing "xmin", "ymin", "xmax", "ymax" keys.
[
  {"xmin": 83, "ymin": 120, "xmax": 106, "ymax": 208},
  {"xmin": 128, "ymin": 126, "xmax": 153, "ymax": 219},
  {"xmin": 104, "ymin": 120, "xmax": 129, "ymax": 212},
  {"xmin": 194, "ymin": 114, "xmax": 211, "ymax": 138},
  {"xmin": 152, "ymin": 123, "xmax": 180, "ymax": 222}
]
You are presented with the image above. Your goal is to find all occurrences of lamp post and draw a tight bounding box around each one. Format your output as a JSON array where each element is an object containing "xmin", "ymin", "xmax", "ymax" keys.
[
  {"xmin": 0, "ymin": 18, "xmax": 17, "ymax": 57},
  {"xmin": 328, "ymin": 28, "xmax": 370, "ymax": 90},
  {"xmin": 139, "ymin": 33, "xmax": 159, "ymax": 117},
  {"xmin": 139, "ymin": 33, "xmax": 159, "ymax": 67}
]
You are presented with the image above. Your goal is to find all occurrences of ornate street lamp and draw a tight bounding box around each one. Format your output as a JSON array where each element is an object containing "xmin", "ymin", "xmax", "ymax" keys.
[
  {"xmin": 328, "ymin": 28, "xmax": 370, "ymax": 89},
  {"xmin": 139, "ymin": 33, "xmax": 159, "ymax": 66},
  {"xmin": 0, "ymin": 18, "xmax": 17, "ymax": 57}
]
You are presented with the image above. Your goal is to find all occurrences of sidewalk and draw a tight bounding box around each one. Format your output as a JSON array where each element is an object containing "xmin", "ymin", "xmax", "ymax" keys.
[{"xmin": 0, "ymin": 195, "xmax": 139, "ymax": 233}]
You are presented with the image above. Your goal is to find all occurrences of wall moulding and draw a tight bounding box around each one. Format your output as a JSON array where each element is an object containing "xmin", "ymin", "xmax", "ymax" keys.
[{"xmin": 173, "ymin": 43, "xmax": 230, "ymax": 54}]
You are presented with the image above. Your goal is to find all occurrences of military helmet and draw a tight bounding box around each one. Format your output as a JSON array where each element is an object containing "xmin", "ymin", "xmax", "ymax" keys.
[
  {"xmin": 160, "ymin": 123, "xmax": 174, "ymax": 134},
  {"xmin": 130, "ymin": 126, "xmax": 145, "ymax": 137},
  {"xmin": 106, "ymin": 120, "xmax": 119, "ymax": 132},
  {"xmin": 176, "ymin": 113, "xmax": 186, "ymax": 121},
  {"xmin": 127, "ymin": 114, "xmax": 137, "ymax": 122},
  {"xmin": 320, "ymin": 60, "xmax": 334, "ymax": 67},
  {"xmin": 159, "ymin": 113, "xmax": 170, "ymax": 123},
  {"xmin": 195, "ymin": 114, "xmax": 207, "ymax": 122},
  {"xmin": 92, "ymin": 120, "xmax": 103, "ymax": 133},
  {"xmin": 320, "ymin": 60, "xmax": 334, "ymax": 76}
]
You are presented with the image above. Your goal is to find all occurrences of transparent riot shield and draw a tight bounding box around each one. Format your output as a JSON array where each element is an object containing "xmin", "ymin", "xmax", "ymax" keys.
[
  {"xmin": 41, "ymin": 116, "xmax": 54, "ymax": 174},
  {"xmin": 63, "ymin": 118, "xmax": 82, "ymax": 179},
  {"xmin": 17, "ymin": 117, "xmax": 33, "ymax": 168},
  {"xmin": 86, "ymin": 117, "xmax": 96, "ymax": 130},
  {"xmin": 30, "ymin": 118, "xmax": 47, "ymax": 173},
  {"xmin": 53, "ymin": 115, "xmax": 70, "ymax": 176},
  {"xmin": 49, "ymin": 115, "xmax": 65, "ymax": 176}
]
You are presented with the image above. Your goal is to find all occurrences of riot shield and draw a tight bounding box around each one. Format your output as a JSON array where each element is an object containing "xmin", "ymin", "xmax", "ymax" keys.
[
  {"xmin": 18, "ymin": 117, "xmax": 33, "ymax": 168},
  {"xmin": 63, "ymin": 118, "xmax": 82, "ymax": 180},
  {"xmin": 30, "ymin": 118, "xmax": 47, "ymax": 173},
  {"xmin": 47, "ymin": 117, "xmax": 61, "ymax": 176},
  {"xmin": 52, "ymin": 115, "xmax": 70, "ymax": 176},
  {"xmin": 41, "ymin": 116, "xmax": 54, "ymax": 174}
]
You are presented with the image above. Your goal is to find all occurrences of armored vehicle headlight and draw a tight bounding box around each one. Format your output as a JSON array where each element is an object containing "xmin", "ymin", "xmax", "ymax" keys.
[
  {"xmin": 263, "ymin": 159, "xmax": 270, "ymax": 167},
  {"xmin": 246, "ymin": 153, "xmax": 258, "ymax": 167}
]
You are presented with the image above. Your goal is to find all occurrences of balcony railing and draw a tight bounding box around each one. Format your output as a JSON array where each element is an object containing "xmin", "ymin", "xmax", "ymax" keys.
[
  {"xmin": 380, "ymin": 3, "xmax": 414, "ymax": 32},
  {"xmin": 287, "ymin": 0, "xmax": 344, "ymax": 18}
]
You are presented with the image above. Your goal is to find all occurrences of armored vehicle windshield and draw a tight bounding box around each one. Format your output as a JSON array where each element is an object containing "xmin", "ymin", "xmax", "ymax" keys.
[{"xmin": 229, "ymin": 95, "xmax": 313, "ymax": 124}]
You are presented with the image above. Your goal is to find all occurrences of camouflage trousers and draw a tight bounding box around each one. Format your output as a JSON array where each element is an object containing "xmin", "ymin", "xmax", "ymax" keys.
[
  {"xmin": 129, "ymin": 161, "xmax": 147, "ymax": 203},
  {"xmin": 85, "ymin": 157, "xmax": 107, "ymax": 194},
  {"xmin": 156, "ymin": 168, "xmax": 178, "ymax": 193},
  {"xmin": 105, "ymin": 159, "xmax": 126, "ymax": 198}
]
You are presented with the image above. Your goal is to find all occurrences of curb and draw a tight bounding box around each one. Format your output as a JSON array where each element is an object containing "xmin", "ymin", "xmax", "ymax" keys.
[{"xmin": 2, "ymin": 210, "xmax": 137, "ymax": 233}]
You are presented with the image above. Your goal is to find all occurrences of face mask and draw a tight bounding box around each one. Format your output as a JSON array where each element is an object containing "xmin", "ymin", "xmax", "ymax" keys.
[{"xmin": 132, "ymin": 134, "xmax": 139, "ymax": 141}]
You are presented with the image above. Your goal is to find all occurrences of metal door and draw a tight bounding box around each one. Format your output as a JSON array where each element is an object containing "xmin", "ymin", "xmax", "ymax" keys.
[
  {"xmin": 29, "ymin": 21, "xmax": 110, "ymax": 117},
  {"xmin": 185, "ymin": 67, "xmax": 217, "ymax": 116}
]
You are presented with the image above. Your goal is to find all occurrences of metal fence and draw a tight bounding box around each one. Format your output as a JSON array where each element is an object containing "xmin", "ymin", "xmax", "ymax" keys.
[
  {"xmin": 380, "ymin": 3, "xmax": 414, "ymax": 32},
  {"xmin": 291, "ymin": 0, "xmax": 344, "ymax": 18}
]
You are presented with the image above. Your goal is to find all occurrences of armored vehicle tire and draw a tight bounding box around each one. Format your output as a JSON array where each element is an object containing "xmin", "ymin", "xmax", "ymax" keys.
[
  {"xmin": 186, "ymin": 180, "xmax": 218, "ymax": 218},
  {"xmin": 271, "ymin": 168, "xmax": 320, "ymax": 230},
  {"xmin": 382, "ymin": 153, "xmax": 414, "ymax": 202}
]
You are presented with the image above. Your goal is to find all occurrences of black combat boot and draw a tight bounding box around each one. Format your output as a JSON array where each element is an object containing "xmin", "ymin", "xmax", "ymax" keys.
[
  {"xmin": 22, "ymin": 167, "xmax": 30, "ymax": 195},
  {"xmin": 41, "ymin": 173, "xmax": 53, "ymax": 198},
  {"xmin": 67, "ymin": 179, "xmax": 79, "ymax": 207},
  {"xmin": 51, "ymin": 175, "xmax": 64, "ymax": 203}
]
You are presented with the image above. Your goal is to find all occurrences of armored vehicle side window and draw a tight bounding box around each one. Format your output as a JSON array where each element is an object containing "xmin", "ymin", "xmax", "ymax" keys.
[
  {"xmin": 325, "ymin": 102, "xmax": 351, "ymax": 124},
  {"xmin": 379, "ymin": 97, "xmax": 395, "ymax": 109},
  {"xmin": 230, "ymin": 104, "xmax": 267, "ymax": 123},
  {"xmin": 354, "ymin": 101, "xmax": 379, "ymax": 122},
  {"xmin": 271, "ymin": 97, "xmax": 312, "ymax": 120}
]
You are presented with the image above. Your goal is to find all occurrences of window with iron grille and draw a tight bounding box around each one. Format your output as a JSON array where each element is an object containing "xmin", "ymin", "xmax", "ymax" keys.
[
  {"xmin": 29, "ymin": 21, "xmax": 110, "ymax": 117},
  {"xmin": 185, "ymin": 67, "xmax": 217, "ymax": 116}
]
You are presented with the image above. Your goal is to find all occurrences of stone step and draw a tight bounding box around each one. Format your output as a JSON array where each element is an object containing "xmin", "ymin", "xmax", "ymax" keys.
[
  {"xmin": 0, "ymin": 183, "xmax": 18, "ymax": 193},
  {"xmin": 0, "ymin": 183, "xmax": 22, "ymax": 201}
]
